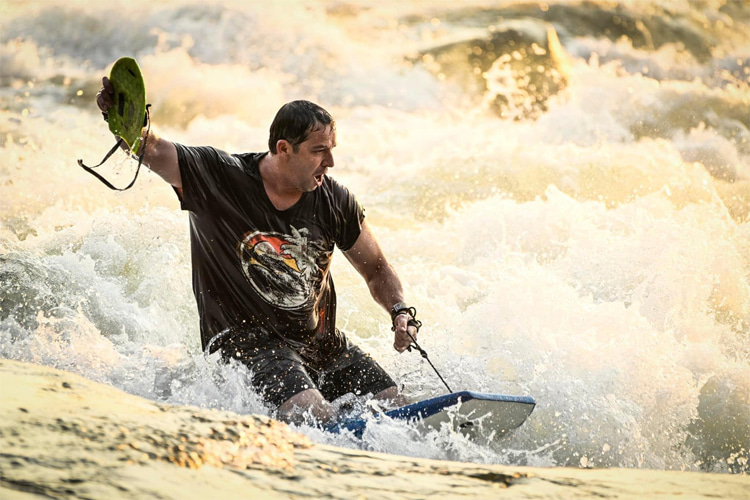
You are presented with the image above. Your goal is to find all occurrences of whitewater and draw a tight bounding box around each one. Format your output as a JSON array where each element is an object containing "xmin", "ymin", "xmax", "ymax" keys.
[{"xmin": 1, "ymin": 0, "xmax": 748, "ymax": 474}]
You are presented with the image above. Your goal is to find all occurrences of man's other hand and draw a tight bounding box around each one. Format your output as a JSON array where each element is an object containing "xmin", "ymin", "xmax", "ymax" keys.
[{"xmin": 393, "ymin": 312, "xmax": 418, "ymax": 353}]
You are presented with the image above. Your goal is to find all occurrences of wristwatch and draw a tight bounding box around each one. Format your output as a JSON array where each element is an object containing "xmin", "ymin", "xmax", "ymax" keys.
[{"xmin": 390, "ymin": 302, "xmax": 410, "ymax": 321}]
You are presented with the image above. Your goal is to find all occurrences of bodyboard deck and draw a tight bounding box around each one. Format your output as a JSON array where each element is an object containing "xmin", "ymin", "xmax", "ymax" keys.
[{"xmin": 327, "ymin": 391, "xmax": 535, "ymax": 442}]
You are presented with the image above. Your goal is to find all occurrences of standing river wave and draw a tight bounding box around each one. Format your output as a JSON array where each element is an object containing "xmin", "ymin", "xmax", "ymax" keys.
[{"xmin": 1, "ymin": 0, "xmax": 748, "ymax": 474}]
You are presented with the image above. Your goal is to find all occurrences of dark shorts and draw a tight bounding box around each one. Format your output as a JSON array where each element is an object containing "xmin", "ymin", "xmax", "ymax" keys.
[{"xmin": 220, "ymin": 330, "xmax": 396, "ymax": 408}]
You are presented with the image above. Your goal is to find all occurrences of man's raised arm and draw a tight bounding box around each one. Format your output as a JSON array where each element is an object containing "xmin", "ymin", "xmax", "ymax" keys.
[{"xmin": 96, "ymin": 76, "xmax": 181, "ymax": 188}]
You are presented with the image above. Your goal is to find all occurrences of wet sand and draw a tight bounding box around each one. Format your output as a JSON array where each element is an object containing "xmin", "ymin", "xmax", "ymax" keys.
[{"xmin": 1, "ymin": 359, "xmax": 747, "ymax": 500}]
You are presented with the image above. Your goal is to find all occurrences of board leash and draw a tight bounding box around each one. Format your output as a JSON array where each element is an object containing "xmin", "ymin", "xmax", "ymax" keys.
[{"xmin": 405, "ymin": 330, "xmax": 453, "ymax": 393}]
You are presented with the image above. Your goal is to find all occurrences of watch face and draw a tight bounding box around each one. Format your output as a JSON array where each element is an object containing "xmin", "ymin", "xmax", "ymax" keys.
[{"xmin": 391, "ymin": 302, "xmax": 408, "ymax": 316}]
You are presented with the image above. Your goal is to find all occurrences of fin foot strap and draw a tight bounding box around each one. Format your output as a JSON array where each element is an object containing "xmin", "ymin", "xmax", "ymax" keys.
[{"xmin": 77, "ymin": 104, "xmax": 151, "ymax": 191}]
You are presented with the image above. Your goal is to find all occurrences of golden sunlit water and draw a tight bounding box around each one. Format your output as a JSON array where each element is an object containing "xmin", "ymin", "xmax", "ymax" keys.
[{"xmin": 1, "ymin": 0, "xmax": 748, "ymax": 473}]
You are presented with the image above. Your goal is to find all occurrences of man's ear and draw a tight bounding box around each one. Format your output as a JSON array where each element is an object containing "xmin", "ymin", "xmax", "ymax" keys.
[{"xmin": 276, "ymin": 139, "xmax": 290, "ymax": 155}]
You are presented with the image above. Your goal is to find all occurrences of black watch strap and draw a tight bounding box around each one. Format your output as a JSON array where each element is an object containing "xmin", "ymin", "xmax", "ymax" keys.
[
  {"xmin": 390, "ymin": 302, "xmax": 409, "ymax": 320},
  {"xmin": 390, "ymin": 303, "xmax": 422, "ymax": 333}
]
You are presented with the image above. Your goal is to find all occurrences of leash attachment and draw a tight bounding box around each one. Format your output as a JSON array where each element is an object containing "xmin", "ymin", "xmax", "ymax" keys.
[{"xmin": 392, "ymin": 305, "xmax": 453, "ymax": 393}]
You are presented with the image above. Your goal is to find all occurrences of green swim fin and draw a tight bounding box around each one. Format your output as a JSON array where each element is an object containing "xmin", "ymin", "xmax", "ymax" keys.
[{"xmin": 108, "ymin": 57, "xmax": 146, "ymax": 152}]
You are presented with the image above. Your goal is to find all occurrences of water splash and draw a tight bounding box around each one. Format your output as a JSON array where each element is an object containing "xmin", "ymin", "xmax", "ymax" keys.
[{"xmin": 1, "ymin": 0, "xmax": 748, "ymax": 473}]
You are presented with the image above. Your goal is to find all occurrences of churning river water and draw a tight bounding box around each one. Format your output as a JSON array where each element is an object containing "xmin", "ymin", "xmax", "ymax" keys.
[{"xmin": 1, "ymin": 0, "xmax": 748, "ymax": 473}]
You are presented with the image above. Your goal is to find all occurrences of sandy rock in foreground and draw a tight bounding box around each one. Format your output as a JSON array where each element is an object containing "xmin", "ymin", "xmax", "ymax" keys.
[{"xmin": 0, "ymin": 359, "xmax": 747, "ymax": 500}]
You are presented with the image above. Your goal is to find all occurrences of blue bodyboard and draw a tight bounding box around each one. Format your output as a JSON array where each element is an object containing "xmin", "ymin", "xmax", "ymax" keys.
[{"xmin": 327, "ymin": 391, "xmax": 535, "ymax": 442}]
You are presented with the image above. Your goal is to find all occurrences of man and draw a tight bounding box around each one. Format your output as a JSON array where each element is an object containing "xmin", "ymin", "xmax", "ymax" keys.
[{"xmin": 95, "ymin": 77, "xmax": 421, "ymax": 424}]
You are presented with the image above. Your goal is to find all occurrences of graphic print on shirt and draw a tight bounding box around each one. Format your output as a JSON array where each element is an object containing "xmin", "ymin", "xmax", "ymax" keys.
[{"xmin": 237, "ymin": 226, "xmax": 327, "ymax": 310}]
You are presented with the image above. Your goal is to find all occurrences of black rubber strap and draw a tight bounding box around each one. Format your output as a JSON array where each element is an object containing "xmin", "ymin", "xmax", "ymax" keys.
[
  {"xmin": 77, "ymin": 138, "xmax": 143, "ymax": 191},
  {"xmin": 391, "ymin": 305, "xmax": 413, "ymax": 321},
  {"xmin": 77, "ymin": 104, "xmax": 151, "ymax": 191},
  {"xmin": 78, "ymin": 137, "xmax": 123, "ymax": 170},
  {"xmin": 390, "ymin": 306, "xmax": 422, "ymax": 332}
]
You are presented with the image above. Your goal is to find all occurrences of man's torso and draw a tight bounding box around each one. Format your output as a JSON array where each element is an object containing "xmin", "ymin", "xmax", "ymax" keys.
[{"xmin": 174, "ymin": 145, "xmax": 364, "ymax": 358}]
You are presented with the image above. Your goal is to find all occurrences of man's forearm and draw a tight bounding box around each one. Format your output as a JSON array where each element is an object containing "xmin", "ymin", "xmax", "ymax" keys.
[
  {"xmin": 343, "ymin": 222, "xmax": 418, "ymax": 353},
  {"xmin": 134, "ymin": 128, "xmax": 181, "ymax": 188},
  {"xmin": 365, "ymin": 262, "xmax": 405, "ymax": 314},
  {"xmin": 367, "ymin": 261, "xmax": 421, "ymax": 353}
]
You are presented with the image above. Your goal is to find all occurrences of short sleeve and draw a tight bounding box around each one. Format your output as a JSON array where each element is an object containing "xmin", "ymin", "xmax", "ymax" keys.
[
  {"xmin": 330, "ymin": 178, "xmax": 365, "ymax": 251},
  {"xmin": 175, "ymin": 143, "xmax": 242, "ymax": 214}
]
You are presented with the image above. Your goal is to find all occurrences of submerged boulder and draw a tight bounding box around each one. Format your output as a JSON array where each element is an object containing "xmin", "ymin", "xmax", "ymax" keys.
[{"xmin": 413, "ymin": 18, "xmax": 571, "ymax": 120}]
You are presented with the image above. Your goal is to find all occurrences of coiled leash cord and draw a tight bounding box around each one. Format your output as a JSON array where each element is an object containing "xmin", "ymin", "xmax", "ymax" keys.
[
  {"xmin": 77, "ymin": 104, "xmax": 151, "ymax": 191},
  {"xmin": 392, "ymin": 306, "xmax": 453, "ymax": 393}
]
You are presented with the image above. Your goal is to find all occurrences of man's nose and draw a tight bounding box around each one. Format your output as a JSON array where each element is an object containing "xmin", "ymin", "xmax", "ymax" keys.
[{"xmin": 324, "ymin": 150, "xmax": 334, "ymax": 168}]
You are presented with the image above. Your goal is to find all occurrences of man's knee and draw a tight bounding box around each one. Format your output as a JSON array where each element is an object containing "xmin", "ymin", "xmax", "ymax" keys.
[
  {"xmin": 374, "ymin": 385, "xmax": 406, "ymax": 408},
  {"xmin": 277, "ymin": 388, "xmax": 336, "ymax": 424}
]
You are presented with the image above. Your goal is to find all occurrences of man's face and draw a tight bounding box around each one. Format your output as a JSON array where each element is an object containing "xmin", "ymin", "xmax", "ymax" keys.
[{"xmin": 285, "ymin": 125, "xmax": 336, "ymax": 193}]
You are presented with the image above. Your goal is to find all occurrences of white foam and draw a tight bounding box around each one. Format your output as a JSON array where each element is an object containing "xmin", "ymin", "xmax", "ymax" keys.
[{"xmin": 1, "ymin": 0, "xmax": 748, "ymax": 472}]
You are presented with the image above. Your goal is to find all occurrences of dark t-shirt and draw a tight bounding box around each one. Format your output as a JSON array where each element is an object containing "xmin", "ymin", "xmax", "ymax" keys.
[{"xmin": 175, "ymin": 144, "xmax": 364, "ymax": 362}]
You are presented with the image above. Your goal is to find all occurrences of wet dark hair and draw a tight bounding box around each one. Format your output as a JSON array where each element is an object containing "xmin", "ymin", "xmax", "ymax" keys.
[{"xmin": 268, "ymin": 100, "xmax": 335, "ymax": 154}]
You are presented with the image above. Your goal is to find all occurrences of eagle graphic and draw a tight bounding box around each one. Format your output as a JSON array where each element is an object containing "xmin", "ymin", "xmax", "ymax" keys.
[{"xmin": 237, "ymin": 226, "xmax": 321, "ymax": 309}]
